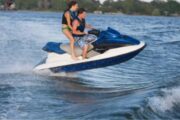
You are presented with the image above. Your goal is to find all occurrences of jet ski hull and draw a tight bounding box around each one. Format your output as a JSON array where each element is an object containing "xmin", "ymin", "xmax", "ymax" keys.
[{"xmin": 50, "ymin": 45, "xmax": 145, "ymax": 73}]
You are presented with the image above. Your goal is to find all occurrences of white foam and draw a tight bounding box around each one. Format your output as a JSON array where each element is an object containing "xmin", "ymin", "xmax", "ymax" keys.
[
  {"xmin": 33, "ymin": 69, "xmax": 78, "ymax": 78},
  {"xmin": 148, "ymin": 87, "xmax": 180, "ymax": 112},
  {"xmin": 0, "ymin": 63, "xmax": 34, "ymax": 74},
  {"xmin": 0, "ymin": 13, "xmax": 68, "ymax": 74}
]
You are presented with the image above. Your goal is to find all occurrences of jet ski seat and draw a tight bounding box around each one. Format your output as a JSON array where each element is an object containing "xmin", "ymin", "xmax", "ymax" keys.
[{"xmin": 60, "ymin": 43, "xmax": 100, "ymax": 58}]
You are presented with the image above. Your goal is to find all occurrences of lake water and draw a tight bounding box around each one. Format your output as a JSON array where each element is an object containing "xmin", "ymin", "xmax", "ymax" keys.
[{"xmin": 0, "ymin": 11, "xmax": 180, "ymax": 120}]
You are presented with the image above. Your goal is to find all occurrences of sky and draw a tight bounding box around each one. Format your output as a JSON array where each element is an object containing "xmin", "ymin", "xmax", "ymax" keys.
[{"xmin": 99, "ymin": 0, "xmax": 180, "ymax": 4}]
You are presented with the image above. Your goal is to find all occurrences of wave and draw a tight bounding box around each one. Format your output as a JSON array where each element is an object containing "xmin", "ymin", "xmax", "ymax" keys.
[
  {"xmin": 148, "ymin": 86, "xmax": 180, "ymax": 112},
  {"xmin": 160, "ymin": 40, "xmax": 180, "ymax": 45}
]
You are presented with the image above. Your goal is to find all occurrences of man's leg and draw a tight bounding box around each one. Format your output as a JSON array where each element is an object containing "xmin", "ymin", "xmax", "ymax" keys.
[{"xmin": 82, "ymin": 44, "xmax": 88, "ymax": 59}]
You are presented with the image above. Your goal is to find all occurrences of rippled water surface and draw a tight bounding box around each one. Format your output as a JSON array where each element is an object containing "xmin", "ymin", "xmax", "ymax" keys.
[{"xmin": 0, "ymin": 11, "xmax": 180, "ymax": 120}]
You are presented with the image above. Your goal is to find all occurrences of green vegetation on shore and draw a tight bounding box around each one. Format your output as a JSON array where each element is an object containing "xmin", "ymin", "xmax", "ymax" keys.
[
  {"xmin": 1, "ymin": 0, "xmax": 180, "ymax": 16},
  {"xmin": 96, "ymin": 0, "xmax": 180, "ymax": 16}
]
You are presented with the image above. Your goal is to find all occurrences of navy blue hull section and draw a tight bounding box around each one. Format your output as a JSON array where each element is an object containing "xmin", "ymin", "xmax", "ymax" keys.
[{"xmin": 50, "ymin": 46, "xmax": 145, "ymax": 73}]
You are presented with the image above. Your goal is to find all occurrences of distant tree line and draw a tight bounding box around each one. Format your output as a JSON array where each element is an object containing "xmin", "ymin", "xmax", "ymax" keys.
[
  {"xmin": 1, "ymin": 0, "xmax": 180, "ymax": 16},
  {"xmin": 100, "ymin": 0, "xmax": 180, "ymax": 16},
  {"xmin": 13, "ymin": 0, "xmax": 100, "ymax": 12}
]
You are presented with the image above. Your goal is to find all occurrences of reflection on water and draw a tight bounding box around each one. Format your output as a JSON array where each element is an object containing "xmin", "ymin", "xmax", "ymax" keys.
[{"xmin": 0, "ymin": 11, "xmax": 180, "ymax": 120}]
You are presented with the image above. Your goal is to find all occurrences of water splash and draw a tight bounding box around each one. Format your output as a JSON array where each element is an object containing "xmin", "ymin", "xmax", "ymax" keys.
[{"xmin": 148, "ymin": 87, "xmax": 180, "ymax": 112}]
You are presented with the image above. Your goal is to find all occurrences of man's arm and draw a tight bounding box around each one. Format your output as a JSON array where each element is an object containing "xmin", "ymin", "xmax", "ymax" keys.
[
  {"xmin": 86, "ymin": 24, "xmax": 93, "ymax": 29},
  {"xmin": 72, "ymin": 20, "xmax": 86, "ymax": 35}
]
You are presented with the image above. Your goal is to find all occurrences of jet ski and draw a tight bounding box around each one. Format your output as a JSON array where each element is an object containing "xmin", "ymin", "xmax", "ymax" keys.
[{"xmin": 34, "ymin": 27, "xmax": 146, "ymax": 73}]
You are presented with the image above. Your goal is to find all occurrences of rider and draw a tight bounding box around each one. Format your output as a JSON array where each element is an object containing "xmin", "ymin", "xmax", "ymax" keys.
[
  {"xmin": 62, "ymin": 0, "xmax": 79, "ymax": 60},
  {"xmin": 72, "ymin": 8, "xmax": 96, "ymax": 59}
]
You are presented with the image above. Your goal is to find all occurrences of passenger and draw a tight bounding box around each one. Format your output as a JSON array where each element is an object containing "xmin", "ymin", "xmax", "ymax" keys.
[
  {"xmin": 62, "ymin": 0, "xmax": 79, "ymax": 60},
  {"xmin": 72, "ymin": 8, "xmax": 97, "ymax": 59}
]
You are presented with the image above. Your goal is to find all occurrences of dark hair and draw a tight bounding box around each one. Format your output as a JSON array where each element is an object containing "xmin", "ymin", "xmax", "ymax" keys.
[
  {"xmin": 77, "ymin": 8, "xmax": 86, "ymax": 15},
  {"xmin": 67, "ymin": 0, "xmax": 77, "ymax": 10}
]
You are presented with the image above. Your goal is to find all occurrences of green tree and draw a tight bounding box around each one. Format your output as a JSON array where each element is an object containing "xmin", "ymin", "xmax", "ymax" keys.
[
  {"xmin": 77, "ymin": 0, "xmax": 100, "ymax": 12},
  {"xmin": 15, "ymin": 0, "xmax": 37, "ymax": 10},
  {"xmin": 0, "ymin": 0, "xmax": 4, "ymax": 5},
  {"xmin": 152, "ymin": 8, "xmax": 160, "ymax": 15}
]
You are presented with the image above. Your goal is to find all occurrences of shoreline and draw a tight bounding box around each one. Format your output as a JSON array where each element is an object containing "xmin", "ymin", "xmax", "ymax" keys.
[{"xmin": 0, "ymin": 9, "xmax": 180, "ymax": 17}]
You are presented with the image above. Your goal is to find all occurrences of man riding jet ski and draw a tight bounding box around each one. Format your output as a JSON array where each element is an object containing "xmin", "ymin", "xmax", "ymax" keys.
[{"xmin": 72, "ymin": 8, "xmax": 97, "ymax": 60}]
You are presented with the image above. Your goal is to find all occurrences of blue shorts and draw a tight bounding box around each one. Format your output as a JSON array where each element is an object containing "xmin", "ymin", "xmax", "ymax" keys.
[{"xmin": 74, "ymin": 34, "xmax": 97, "ymax": 48}]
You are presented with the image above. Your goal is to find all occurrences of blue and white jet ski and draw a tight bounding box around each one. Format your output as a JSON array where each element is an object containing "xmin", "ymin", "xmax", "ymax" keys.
[{"xmin": 34, "ymin": 27, "xmax": 146, "ymax": 73}]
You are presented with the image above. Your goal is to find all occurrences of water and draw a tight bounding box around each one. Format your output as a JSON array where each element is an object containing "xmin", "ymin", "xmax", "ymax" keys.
[{"xmin": 0, "ymin": 11, "xmax": 180, "ymax": 120}]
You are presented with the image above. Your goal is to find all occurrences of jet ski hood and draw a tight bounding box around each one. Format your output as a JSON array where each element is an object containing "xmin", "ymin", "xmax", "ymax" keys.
[{"xmin": 92, "ymin": 27, "xmax": 140, "ymax": 46}]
